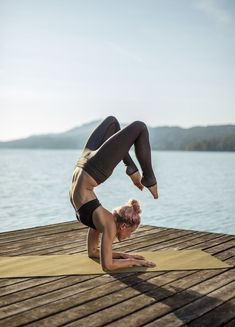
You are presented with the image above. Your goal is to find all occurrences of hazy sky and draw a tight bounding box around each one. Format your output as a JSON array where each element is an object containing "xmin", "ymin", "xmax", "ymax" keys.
[{"xmin": 0, "ymin": 0, "xmax": 234, "ymax": 141}]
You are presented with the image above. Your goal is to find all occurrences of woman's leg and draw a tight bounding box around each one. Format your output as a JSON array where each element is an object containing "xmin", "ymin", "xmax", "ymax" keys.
[
  {"xmin": 88, "ymin": 120, "xmax": 157, "ymax": 188},
  {"xmin": 83, "ymin": 116, "xmax": 138, "ymax": 176}
]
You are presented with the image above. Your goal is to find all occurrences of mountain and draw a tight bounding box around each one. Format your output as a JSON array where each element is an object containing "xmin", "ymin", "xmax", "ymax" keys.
[
  {"xmin": 0, "ymin": 120, "xmax": 235, "ymax": 151},
  {"xmin": 149, "ymin": 125, "xmax": 235, "ymax": 151}
]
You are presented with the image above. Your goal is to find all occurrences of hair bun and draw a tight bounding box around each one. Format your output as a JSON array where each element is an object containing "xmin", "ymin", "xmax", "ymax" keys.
[
  {"xmin": 127, "ymin": 199, "xmax": 142, "ymax": 214},
  {"xmin": 112, "ymin": 199, "xmax": 142, "ymax": 227}
]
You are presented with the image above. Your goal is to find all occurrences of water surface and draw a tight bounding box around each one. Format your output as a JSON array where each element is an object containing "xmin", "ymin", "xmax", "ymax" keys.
[{"xmin": 0, "ymin": 149, "xmax": 234, "ymax": 235}]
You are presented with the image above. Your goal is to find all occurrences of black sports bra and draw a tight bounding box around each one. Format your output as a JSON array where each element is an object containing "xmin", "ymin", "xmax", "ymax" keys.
[{"xmin": 76, "ymin": 198, "xmax": 101, "ymax": 230}]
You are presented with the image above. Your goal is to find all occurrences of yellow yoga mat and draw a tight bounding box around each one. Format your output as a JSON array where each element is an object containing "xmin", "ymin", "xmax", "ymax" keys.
[{"xmin": 0, "ymin": 250, "xmax": 232, "ymax": 278}]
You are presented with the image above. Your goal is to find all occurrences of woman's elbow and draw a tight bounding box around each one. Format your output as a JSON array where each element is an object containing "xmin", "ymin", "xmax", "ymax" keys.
[
  {"xmin": 101, "ymin": 262, "xmax": 114, "ymax": 272},
  {"xmin": 88, "ymin": 251, "xmax": 98, "ymax": 259}
]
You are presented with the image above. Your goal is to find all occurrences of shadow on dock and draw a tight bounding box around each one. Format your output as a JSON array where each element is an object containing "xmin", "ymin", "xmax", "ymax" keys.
[{"xmin": 109, "ymin": 271, "xmax": 235, "ymax": 325}]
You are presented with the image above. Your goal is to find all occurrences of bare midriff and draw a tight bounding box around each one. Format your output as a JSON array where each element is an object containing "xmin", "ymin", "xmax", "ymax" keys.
[{"xmin": 69, "ymin": 167, "xmax": 98, "ymax": 211}]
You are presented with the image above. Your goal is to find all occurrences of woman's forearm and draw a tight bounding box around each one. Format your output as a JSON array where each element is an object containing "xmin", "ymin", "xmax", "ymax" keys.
[
  {"xmin": 88, "ymin": 249, "xmax": 125, "ymax": 259},
  {"xmin": 89, "ymin": 250, "xmax": 135, "ymax": 270},
  {"xmin": 104, "ymin": 258, "xmax": 135, "ymax": 271}
]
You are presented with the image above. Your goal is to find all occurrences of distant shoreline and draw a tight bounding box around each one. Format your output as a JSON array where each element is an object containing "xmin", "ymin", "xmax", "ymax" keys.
[
  {"xmin": 0, "ymin": 148, "xmax": 234, "ymax": 153},
  {"xmin": 0, "ymin": 122, "xmax": 234, "ymax": 152}
]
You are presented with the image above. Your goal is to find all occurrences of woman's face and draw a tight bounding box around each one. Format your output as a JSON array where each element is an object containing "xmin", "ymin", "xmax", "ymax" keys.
[{"xmin": 116, "ymin": 223, "xmax": 137, "ymax": 241}]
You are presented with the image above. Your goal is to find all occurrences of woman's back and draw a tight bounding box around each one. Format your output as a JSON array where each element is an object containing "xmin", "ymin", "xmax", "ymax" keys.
[{"xmin": 69, "ymin": 167, "xmax": 98, "ymax": 210}]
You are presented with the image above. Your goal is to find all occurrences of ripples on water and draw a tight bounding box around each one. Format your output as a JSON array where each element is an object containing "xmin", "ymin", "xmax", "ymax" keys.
[{"xmin": 0, "ymin": 149, "xmax": 234, "ymax": 235}]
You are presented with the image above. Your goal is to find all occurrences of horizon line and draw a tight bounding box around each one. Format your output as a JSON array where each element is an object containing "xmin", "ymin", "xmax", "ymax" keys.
[{"xmin": 0, "ymin": 121, "xmax": 235, "ymax": 142}]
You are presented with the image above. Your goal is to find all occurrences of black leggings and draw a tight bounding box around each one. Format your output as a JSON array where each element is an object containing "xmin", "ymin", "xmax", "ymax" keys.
[{"xmin": 79, "ymin": 116, "xmax": 157, "ymax": 187}]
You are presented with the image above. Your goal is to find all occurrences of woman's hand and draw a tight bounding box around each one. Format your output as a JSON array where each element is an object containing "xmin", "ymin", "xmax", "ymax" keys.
[
  {"xmin": 131, "ymin": 258, "xmax": 156, "ymax": 268},
  {"xmin": 120, "ymin": 253, "xmax": 145, "ymax": 260},
  {"xmin": 115, "ymin": 253, "xmax": 156, "ymax": 267}
]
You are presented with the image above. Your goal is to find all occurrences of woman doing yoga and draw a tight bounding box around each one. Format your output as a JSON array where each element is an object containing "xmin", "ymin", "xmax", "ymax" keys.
[{"xmin": 69, "ymin": 116, "xmax": 158, "ymax": 271}]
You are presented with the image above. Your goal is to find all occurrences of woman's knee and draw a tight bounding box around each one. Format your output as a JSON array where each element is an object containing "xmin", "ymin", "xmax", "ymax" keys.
[
  {"xmin": 131, "ymin": 120, "xmax": 147, "ymax": 130},
  {"xmin": 105, "ymin": 115, "xmax": 118, "ymax": 124}
]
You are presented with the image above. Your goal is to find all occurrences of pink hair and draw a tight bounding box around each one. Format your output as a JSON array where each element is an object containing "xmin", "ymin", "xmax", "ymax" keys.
[{"xmin": 112, "ymin": 199, "xmax": 142, "ymax": 227}]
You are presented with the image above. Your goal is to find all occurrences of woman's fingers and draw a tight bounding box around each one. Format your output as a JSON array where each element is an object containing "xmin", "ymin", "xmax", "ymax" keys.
[
  {"xmin": 143, "ymin": 260, "xmax": 156, "ymax": 267},
  {"xmin": 133, "ymin": 259, "xmax": 156, "ymax": 267},
  {"xmin": 122, "ymin": 254, "xmax": 145, "ymax": 260},
  {"xmin": 132, "ymin": 255, "xmax": 145, "ymax": 260},
  {"xmin": 145, "ymin": 260, "xmax": 156, "ymax": 267},
  {"xmin": 121, "ymin": 253, "xmax": 129, "ymax": 259}
]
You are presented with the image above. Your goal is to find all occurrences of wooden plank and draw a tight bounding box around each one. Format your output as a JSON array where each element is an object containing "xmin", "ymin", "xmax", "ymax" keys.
[
  {"xmin": 0, "ymin": 223, "xmax": 234, "ymax": 327},
  {"xmin": 185, "ymin": 235, "xmax": 235, "ymax": 251},
  {"xmin": 0, "ymin": 221, "xmax": 82, "ymax": 242},
  {"xmin": 54, "ymin": 266, "xmax": 235, "ymax": 327},
  {"xmin": 0, "ymin": 248, "xmax": 232, "ymax": 300},
  {"xmin": 111, "ymin": 230, "xmax": 200, "ymax": 253},
  {"xmin": 1, "ymin": 224, "xmax": 229, "ymax": 259},
  {"xmin": 0, "ymin": 227, "xmax": 168, "ymax": 289},
  {"xmin": 1, "ymin": 260, "xmax": 232, "ymax": 326},
  {"xmin": 0, "ymin": 228, "xmax": 223, "ymax": 289},
  {"xmin": 82, "ymin": 268, "xmax": 235, "ymax": 327},
  {"xmin": 0, "ymin": 275, "xmax": 93, "ymax": 297},
  {"xmin": 143, "ymin": 281, "xmax": 235, "ymax": 327},
  {"xmin": 0, "ymin": 231, "xmax": 231, "ymax": 298},
  {"xmin": 112, "ymin": 227, "xmax": 197, "ymax": 249},
  {"xmin": 186, "ymin": 296, "xmax": 235, "ymax": 327},
  {"xmin": 0, "ymin": 229, "xmax": 232, "ymax": 294},
  {"xmin": 0, "ymin": 225, "xmax": 157, "ymax": 252},
  {"xmin": 0, "ymin": 230, "xmax": 87, "ymax": 255},
  {"xmin": 0, "ymin": 223, "xmax": 157, "ymax": 243},
  {"xmin": 141, "ymin": 233, "xmax": 235, "ymax": 253},
  {"xmin": 0, "ymin": 271, "xmax": 166, "ymax": 325},
  {"xmin": 0, "ymin": 225, "xmax": 164, "ymax": 256},
  {"xmin": 224, "ymin": 317, "xmax": 235, "ymax": 326}
]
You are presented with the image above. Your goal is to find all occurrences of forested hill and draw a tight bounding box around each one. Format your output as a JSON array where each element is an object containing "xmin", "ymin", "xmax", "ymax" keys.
[
  {"xmin": 150, "ymin": 125, "xmax": 235, "ymax": 151},
  {"xmin": 0, "ymin": 121, "xmax": 234, "ymax": 151}
]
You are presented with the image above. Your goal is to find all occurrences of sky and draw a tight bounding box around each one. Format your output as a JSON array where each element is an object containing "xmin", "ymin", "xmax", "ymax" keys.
[{"xmin": 0, "ymin": 0, "xmax": 235, "ymax": 141}]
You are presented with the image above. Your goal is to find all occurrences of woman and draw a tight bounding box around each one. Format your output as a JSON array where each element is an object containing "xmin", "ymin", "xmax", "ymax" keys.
[{"xmin": 69, "ymin": 116, "xmax": 158, "ymax": 271}]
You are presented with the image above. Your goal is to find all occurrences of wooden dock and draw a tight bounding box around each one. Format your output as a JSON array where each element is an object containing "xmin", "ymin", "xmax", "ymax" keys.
[{"xmin": 0, "ymin": 221, "xmax": 234, "ymax": 327}]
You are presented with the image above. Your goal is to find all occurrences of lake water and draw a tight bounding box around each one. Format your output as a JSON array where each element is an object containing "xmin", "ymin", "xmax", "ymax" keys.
[{"xmin": 0, "ymin": 149, "xmax": 234, "ymax": 235}]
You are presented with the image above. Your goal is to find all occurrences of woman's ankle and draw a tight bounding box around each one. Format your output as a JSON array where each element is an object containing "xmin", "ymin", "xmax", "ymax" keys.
[
  {"xmin": 141, "ymin": 175, "xmax": 157, "ymax": 188},
  {"xmin": 126, "ymin": 166, "xmax": 139, "ymax": 176}
]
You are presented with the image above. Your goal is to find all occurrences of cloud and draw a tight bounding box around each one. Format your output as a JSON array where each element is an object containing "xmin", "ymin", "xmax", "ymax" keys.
[{"xmin": 194, "ymin": 0, "xmax": 233, "ymax": 25}]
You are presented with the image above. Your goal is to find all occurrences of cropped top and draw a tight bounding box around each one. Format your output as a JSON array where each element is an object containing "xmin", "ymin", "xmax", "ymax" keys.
[{"xmin": 75, "ymin": 150, "xmax": 108, "ymax": 185}]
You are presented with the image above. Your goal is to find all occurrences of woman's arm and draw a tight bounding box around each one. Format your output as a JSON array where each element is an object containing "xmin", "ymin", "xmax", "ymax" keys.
[
  {"xmin": 100, "ymin": 225, "xmax": 134, "ymax": 271},
  {"xmin": 91, "ymin": 207, "xmax": 155, "ymax": 270},
  {"xmin": 88, "ymin": 232, "xmax": 143, "ymax": 260},
  {"xmin": 100, "ymin": 225, "xmax": 155, "ymax": 271},
  {"xmin": 87, "ymin": 226, "xmax": 128, "ymax": 259},
  {"xmin": 87, "ymin": 228, "xmax": 100, "ymax": 258}
]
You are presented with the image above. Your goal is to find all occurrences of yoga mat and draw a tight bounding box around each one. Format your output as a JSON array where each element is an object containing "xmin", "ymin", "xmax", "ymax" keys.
[{"xmin": 0, "ymin": 250, "xmax": 232, "ymax": 278}]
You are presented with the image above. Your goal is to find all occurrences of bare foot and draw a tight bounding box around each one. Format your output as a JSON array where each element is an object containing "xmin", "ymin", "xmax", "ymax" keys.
[
  {"xmin": 148, "ymin": 184, "xmax": 158, "ymax": 199},
  {"xmin": 129, "ymin": 171, "xmax": 144, "ymax": 191},
  {"xmin": 141, "ymin": 177, "xmax": 159, "ymax": 199}
]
